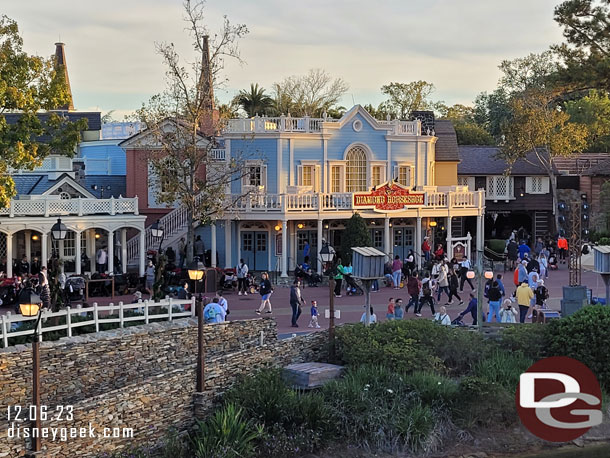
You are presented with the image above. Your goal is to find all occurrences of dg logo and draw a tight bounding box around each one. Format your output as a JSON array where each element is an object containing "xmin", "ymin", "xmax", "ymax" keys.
[{"xmin": 516, "ymin": 356, "xmax": 603, "ymax": 442}]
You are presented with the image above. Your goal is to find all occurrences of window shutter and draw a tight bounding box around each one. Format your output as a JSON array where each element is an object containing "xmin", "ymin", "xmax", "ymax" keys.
[
  {"xmin": 525, "ymin": 177, "xmax": 532, "ymax": 194},
  {"xmin": 297, "ymin": 165, "xmax": 303, "ymax": 186},
  {"xmin": 262, "ymin": 165, "xmax": 267, "ymax": 189},
  {"xmin": 541, "ymin": 177, "xmax": 550, "ymax": 194},
  {"xmin": 467, "ymin": 177, "xmax": 475, "ymax": 191},
  {"xmin": 409, "ymin": 166, "xmax": 414, "ymax": 187},
  {"xmin": 486, "ymin": 176, "xmax": 494, "ymax": 198},
  {"xmin": 393, "ymin": 165, "xmax": 398, "ymax": 182},
  {"xmin": 314, "ymin": 165, "xmax": 321, "ymax": 192}
]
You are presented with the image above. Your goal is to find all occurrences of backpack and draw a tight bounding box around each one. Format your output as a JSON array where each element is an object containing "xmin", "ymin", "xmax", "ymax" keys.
[{"xmin": 204, "ymin": 305, "xmax": 217, "ymax": 323}]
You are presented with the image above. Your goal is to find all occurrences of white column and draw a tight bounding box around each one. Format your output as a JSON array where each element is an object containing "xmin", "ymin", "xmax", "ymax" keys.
[
  {"xmin": 446, "ymin": 215, "xmax": 452, "ymax": 257},
  {"xmin": 476, "ymin": 215, "xmax": 483, "ymax": 260},
  {"xmin": 236, "ymin": 223, "xmax": 241, "ymax": 266},
  {"xmin": 386, "ymin": 141, "xmax": 392, "ymax": 181},
  {"xmin": 290, "ymin": 221, "xmax": 297, "ymax": 271},
  {"xmin": 25, "ymin": 230, "xmax": 31, "ymax": 262},
  {"xmin": 87, "ymin": 229, "xmax": 95, "ymax": 272},
  {"xmin": 416, "ymin": 216, "xmax": 422, "ymax": 269},
  {"xmin": 289, "ymin": 139, "xmax": 294, "ymax": 186},
  {"xmin": 224, "ymin": 220, "xmax": 232, "ymax": 268},
  {"xmin": 317, "ymin": 219, "xmax": 323, "ymax": 274},
  {"xmin": 6, "ymin": 233, "xmax": 12, "ymax": 278},
  {"xmin": 75, "ymin": 231, "xmax": 82, "ymax": 275},
  {"xmin": 121, "ymin": 229, "xmax": 127, "ymax": 274},
  {"xmin": 41, "ymin": 232, "xmax": 48, "ymax": 268},
  {"xmin": 277, "ymin": 139, "xmax": 283, "ymax": 194},
  {"xmin": 281, "ymin": 219, "xmax": 288, "ymax": 277},
  {"xmin": 139, "ymin": 230, "xmax": 146, "ymax": 276},
  {"xmin": 210, "ymin": 222, "xmax": 217, "ymax": 268},
  {"xmin": 107, "ymin": 230, "xmax": 114, "ymax": 274},
  {"xmin": 322, "ymin": 139, "xmax": 327, "ymax": 193},
  {"xmin": 384, "ymin": 217, "xmax": 391, "ymax": 255}
]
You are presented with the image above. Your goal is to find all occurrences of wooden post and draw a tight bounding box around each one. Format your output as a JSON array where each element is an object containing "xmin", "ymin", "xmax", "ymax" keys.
[
  {"xmin": 364, "ymin": 280, "xmax": 372, "ymax": 326},
  {"xmin": 196, "ymin": 300, "xmax": 205, "ymax": 392},
  {"xmin": 32, "ymin": 339, "xmax": 41, "ymax": 452},
  {"xmin": 329, "ymin": 277, "xmax": 335, "ymax": 360},
  {"xmin": 66, "ymin": 307, "xmax": 72, "ymax": 337}
]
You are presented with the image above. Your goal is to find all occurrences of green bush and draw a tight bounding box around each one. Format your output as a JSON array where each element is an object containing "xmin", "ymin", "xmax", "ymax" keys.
[
  {"xmin": 404, "ymin": 371, "xmax": 459, "ymax": 406},
  {"xmin": 335, "ymin": 320, "xmax": 489, "ymax": 376},
  {"xmin": 546, "ymin": 306, "xmax": 610, "ymax": 389},
  {"xmin": 599, "ymin": 237, "xmax": 610, "ymax": 245},
  {"xmin": 474, "ymin": 350, "xmax": 533, "ymax": 391},
  {"xmin": 499, "ymin": 324, "xmax": 547, "ymax": 360},
  {"xmin": 487, "ymin": 239, "xmax": 506, "ymax": 253},
  {"xmin": 190, "ymin": 404, "xmax": 261, "ymax": 458},
  {"xmin": 454, "ymin": 376, "xmax": 517, "ymax": 427}
]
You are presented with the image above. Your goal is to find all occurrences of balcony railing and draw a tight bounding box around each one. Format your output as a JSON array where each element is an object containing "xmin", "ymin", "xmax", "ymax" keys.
[
  {"xmin": 0, "ymin": 196, "xmax": 139, "ymax": 217},
  {"xmin": 224, "ymin": 116, "xmax": 423, "ymax": 136},
  {"xmin": 227, "ymin": 189, "xmax": 484, "ymax": 213}
]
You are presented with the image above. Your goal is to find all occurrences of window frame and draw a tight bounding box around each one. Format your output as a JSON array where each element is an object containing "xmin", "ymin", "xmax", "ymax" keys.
[{"xmin": 486, "ymin": 175, "xmax": 515, "ymax": 200}]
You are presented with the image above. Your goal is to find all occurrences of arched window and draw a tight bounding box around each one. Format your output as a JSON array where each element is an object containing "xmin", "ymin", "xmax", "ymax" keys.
[{"xmin": 346, "ymin": 146, "xmax": 367, "ymax": 192}]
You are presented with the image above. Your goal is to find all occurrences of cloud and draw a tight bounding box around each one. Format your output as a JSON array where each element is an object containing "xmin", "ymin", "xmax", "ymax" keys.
[{"xmin": 3, "ymin": 0, "xmax": 564, "ymax": 115}]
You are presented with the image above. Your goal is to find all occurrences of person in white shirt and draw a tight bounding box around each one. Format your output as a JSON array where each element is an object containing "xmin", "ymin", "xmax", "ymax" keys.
[
  {"xmin": 499, "ymin": 299, "xmax": 518, "ymax": 323},
  {"xmin": 216, "ymin": 291, "xmax": 228, "ymax": 321},
  {"xmin": 96, "ymin": 246, "xmax": 108, "ymax": 273},
  {"xmin": 360, "ymin": 307, "xmax": 377, "ymax": 324},
  {"xmin": 236, "ymin": 259, "xmax": 249, "ymax": 295},
  {"xmin": 433, "ymin": 306, "xmax": 451, "ymax": 326}
]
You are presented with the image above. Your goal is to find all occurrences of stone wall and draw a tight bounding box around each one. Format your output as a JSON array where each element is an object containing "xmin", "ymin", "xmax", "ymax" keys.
[
  {"xmin": 0, "ymin": 319, "xmax": 327, "ymax": 457},
  {"xmin": 0, "ymin": 317, "xmax": 276, "ymax": 410}
]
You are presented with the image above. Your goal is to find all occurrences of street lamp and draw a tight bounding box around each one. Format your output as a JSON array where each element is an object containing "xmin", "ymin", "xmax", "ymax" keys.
[
  {"xmin": 19, "ymin": 287, "xmax": 43, "ymax": 454},
  {"xmin": 320, "ymin": 243, "xmax": 336, "ymax": 359},
  {"xmin": 150, "ymin": 221, "xmax": 165, "ymax": 253},
  {"xmin": 51, "ymin": 217, "xmax": 68, "ymax": 260},
  {"xmin": 189, "ymin": 257, "xmax": 205, "ymax": 392},
  {"xmin": 467, "ymin": 269, "xmax": 494, "ymax": 329}
]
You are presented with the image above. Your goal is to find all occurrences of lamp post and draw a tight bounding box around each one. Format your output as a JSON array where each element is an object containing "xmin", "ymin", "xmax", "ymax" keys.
[
  {"xmin": 320, "ymin": 243, "xmax": 336, "ymax": 360},
  {"xmin": 150, "ymin": 221, "xmax": 165, "ymax": 253},
  {"xmin": 19, "ymin": 288, "xmax": 43, "ymax": 454},
  {"xmin": 50, "ymin": 217, "xmax": 68, "ymax": 258},
  {"xmin": 467, "ymin": 268, "xmax": 493, "ymax": 331},
  {"xmin": 189, "ymin": 258, "xmax": 205, "ymax": 392}
]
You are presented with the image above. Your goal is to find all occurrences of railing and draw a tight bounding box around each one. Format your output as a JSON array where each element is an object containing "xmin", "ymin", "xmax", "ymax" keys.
[
  {"xmin": 0, "ymin": 196, "xmax": 139, "ymax": 217},
  {"xmin": 0, "ymin": 297, "xmax": 195, "ymax": 347},
  {"xmin": 225, "ymin": 116, "xmax": 423, "ymax": 136},
  {"xmin": 210, "ymin": 148, "xmax": 226, "ymax": 160}
]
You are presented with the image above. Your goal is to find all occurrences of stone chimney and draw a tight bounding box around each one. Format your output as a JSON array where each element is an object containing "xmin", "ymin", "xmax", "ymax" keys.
[{"xmin": 54, "ymin": 42, "xmax": 74, "ymax": 110}]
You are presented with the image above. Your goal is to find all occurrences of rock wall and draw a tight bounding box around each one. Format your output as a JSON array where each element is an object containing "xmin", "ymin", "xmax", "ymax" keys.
[{"xmin": 0, "ymin": 318, "xmax": 327, "ymax": 457}]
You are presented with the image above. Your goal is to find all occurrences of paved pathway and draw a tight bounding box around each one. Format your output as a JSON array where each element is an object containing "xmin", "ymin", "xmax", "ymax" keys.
[{"xmin": 2, "ymin": 262, "xmax": 606, "ymax": 336}]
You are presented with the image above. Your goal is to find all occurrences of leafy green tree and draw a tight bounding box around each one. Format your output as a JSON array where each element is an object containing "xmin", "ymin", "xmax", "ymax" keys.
[
  {"xmin": 500, "ymin": 89, "xmax": 589, "ymax": 230},
  {"xmin": 473, "ymin": 89, "xmax": 512, "ymax": 140},
  {"xmin": 0, "ymin": 16, "xmax": 87, "ymax": 208},
  {"xmin": 234, "ymin": 83, "xmax": 273, "ymax": 117},
  {"xmin": 438, "ymin": 103, "xmax": 495, "ymax": 145},
  {"xmin": 340, "ymin": 214, "xmax": 372, "ymax": 264},
  {"xmin": 564, "ymin": 89, "xmax": 610, "ymax": 151},
  {"xmin": 553, "ymin": 0, "xmax": 610, "ymax": 92},
  {"xmin": 379, "ymin": 81, "xmax": 441, "ymax": 120}
]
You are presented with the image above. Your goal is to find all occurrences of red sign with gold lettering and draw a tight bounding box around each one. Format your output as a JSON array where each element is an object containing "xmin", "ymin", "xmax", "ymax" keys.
[{"xmin": 353, "ymin": 183, "xmax": 425, "ymax": 211}]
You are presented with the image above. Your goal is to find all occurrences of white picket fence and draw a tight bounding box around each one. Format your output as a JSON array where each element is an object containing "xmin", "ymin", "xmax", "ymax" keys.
[{"xmin": 0, "ymin": 297, "xmax": 196, "ymax": 348}]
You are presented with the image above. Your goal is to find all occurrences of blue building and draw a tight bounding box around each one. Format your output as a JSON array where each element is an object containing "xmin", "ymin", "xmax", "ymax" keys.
[{"xmin": 187, "ymin": 105, "xmax": 484, "ymax": 275}]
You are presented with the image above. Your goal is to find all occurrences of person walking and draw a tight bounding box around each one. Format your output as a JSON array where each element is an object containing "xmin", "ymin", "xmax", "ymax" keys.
[
  {"xmin": 334, "ymin": 259, "xmax": 346, "ymax": 297},
  {"xmin": 405, "ymin": 272, "xmax": 420, "ymax": 313},
  {"xmin": 507, "ymin": 239, "xmax": 519, "ymax": 270},
  {"xmin": 391, "ymin": 255, "xmax": 403, "ymax": 289},
  {"xmin": 539, "ymin": 253, "xmax": 548, "ymax": 279},
  {"xmin": 144, "ymin": 260, "xmax": 155, "ymax": 296},
  {"xmin": 487, "ymin": 281, "xmax": 502, "ymax": 322},
  {"xmin": 433, "ymin": 306, "xmax": 451, "ymax": 325},
  {"xmin": 194, "ymin": 235, "xmax": 205, "ymax": 264},
  {"xmin": 256, "ymin": 272, "xmax": 273, "ymax": 314},
  {"xmin": 518, "ymin": 240, "xmax": 531, "ymax": 261},
  {"xmin": 394, "ymin": 299, "xmax": 404, "ymax": 320},
  {"xmin": 496, "ymin": 273, "xmax": 506, "ymax": 298},
  {"xmin": 436, "ymin": 265, "xmax": 451, "ymax": 304},
  {"xmin": 38, "ymin": 266, "xmax": 51, "ymax": 309},
  {"xmin": 446, "ymin": 269, "xmax": 463, "ymax": 306},
  {"xmin": 308, "ymin": 300, "xmax": 320, "ymax": 328},
  {"xmin": 455, "ymin": 293, "xmax": 478, "ymax": 325},
  {"xmin": 236, "ymin": 259, "xmax": 249, "ymax": 295},
  {"xmin": 289, "ymin": 279, "xmax": 305, "ymax": 327},
  {"xmin": 557, "ymin": 235, "xmax": 568, "ymax": 264},
  {"xmin": 96, "ymin": 246, "xmax": 108, "ymax": 273},
  {"xmin": 516, "ymin": 280, "xmax": 534, "ymax": 323},
  {"xmin": 417, "ymin": 278, "xmax": 436, "ymax": 316},
  {"xmin": 459, "ymin": 255, "xmax": 474, "ymax": 291}
]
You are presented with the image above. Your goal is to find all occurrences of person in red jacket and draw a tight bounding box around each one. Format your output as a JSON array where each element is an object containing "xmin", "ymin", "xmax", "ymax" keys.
[
  {"xmin": 405, "ymin": 272, "xmax": 420, "ymax": 313},
  {"xmin": 422, "ymin": 237, "xmax": 431, "ymax": 262},
  {"xmin": 557, "ymin": 236, "xmax": 568, "ymax": 264},
  {"xmin": 434, "ymin": 244, "xmax": 445, "ymax": 261}
]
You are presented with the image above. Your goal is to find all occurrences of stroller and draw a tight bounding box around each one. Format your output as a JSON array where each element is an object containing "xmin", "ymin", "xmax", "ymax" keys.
[
  {"xmin": 0, "ymin": 277, "xmax": 18, "ymax": 309},
  {"xmin": 219, "ymin": 268, "xmax": 237, "ymax": 291},
  {"xmin": 246, "ymin": 272, "xmax": 258, "ymax": 294},
  {"xmin": 344, "ymin": 274, "xmax": 364, "ymax": 296},
  {"xmin": 65, "ymin": 276, "xmax": 86, "ymax": 302},
  {"xmin": 294, "ymin": 265, "xmax": 322, "ymax": 287}
]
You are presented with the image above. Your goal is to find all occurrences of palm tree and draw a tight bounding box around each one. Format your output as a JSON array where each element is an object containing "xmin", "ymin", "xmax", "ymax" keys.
[{"xmin": 234, "ymin": 83, "xmax": 274, "ymax": 117}]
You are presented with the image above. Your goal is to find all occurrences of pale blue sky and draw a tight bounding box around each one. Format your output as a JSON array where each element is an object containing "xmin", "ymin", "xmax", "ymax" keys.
[{"xmin": 4, "ymin": 0, "xmax": 564, "ymax": 118}]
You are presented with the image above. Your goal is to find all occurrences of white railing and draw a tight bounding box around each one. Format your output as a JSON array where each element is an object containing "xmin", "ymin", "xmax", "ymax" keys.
[
  {"xmin": 0, "ymin": 196, "xmax": 139, "ymax": 217},
  {"xmin": 0, "ymin": 297, "xmax": 196, "ymax": 348},
  {"xmin": 210, "ymin": 148, "xmax": 226, "ymax": 160},
  {"xmin": 10, "ymin": 156, "xmax": 73, "ymax": 174}
]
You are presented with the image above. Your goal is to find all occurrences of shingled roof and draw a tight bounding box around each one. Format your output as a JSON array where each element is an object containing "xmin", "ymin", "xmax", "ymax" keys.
[
  {"xmin": 458, "ymin": 146, "xmax": 553, "ymax": 175},
  {"xmin": 434, "ymin": 120, "xmax": 459, "ymax": 162},
  {"xmin": 582, "ymin": 158, "xmax": 610, "ymax": 176}
]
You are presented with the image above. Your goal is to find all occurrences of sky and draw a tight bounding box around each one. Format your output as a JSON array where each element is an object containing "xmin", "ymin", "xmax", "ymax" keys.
[{"xmin": 4, "ymin": 0, "xmax": 565, "ymax": 119}]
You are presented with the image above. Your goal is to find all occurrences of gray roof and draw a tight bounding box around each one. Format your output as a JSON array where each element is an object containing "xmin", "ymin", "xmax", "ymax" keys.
[
  {"xmin": 3, "ymin": 111, "xmax": 101, "ymax": 144},
  {"xmin": 458, "ymin": 146, "xmax": 552, "ymax": 175},
  {"xmin": 583, "ymin": 158, "xmax": 610, "ymax": 176},
  {"xmin": 13, "ymin": 175, "xmax": 53, "ymax": 195},
  {"xmin": 83, "ymin": 176, "xmax": 126, "ymax": 198},
  {"xmin": 434, "ymin": 120, "xmax": 460, "ymax": 162}
]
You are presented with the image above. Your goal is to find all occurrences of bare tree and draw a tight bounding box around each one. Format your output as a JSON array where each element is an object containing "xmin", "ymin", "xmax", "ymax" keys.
[
  {"xmin": 273, "ymin": 68, "xmax": 348, "ymax": 116},
  {"xmin": 137, "ymin": 0, "xmax": 250, "ymax": 263}
]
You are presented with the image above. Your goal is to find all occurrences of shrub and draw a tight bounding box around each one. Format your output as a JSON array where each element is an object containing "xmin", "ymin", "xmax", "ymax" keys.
[
  {"xmin": 404, "ymin": 371, "xmax": 459, "ymax": 406},
  {"xmin": 546, "ymin": 305, "xmax": 610, "ymax": 389},
  {"xmin": 190, "ymin": 403, "xmax": 261, "ymax": 458},
  {"xmin": 499, "ymin": 324, "xmax": 547, "ymax": 360},
  {"xmin": 454, "ymin": 376, "xmax": 517, "ymax": 427},
  {"xmin": 335, "ymin": 320, "xmax": 489, "ymax": 376},
  {"xmin": 474, "ymin": 350, "xmax": 533, "ymax": 391}
]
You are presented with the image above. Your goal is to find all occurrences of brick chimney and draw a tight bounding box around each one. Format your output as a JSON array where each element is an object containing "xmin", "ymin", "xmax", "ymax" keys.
[{"xmin": 54, "ymin": 42, "xmax": 74, "ymax": 110}]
